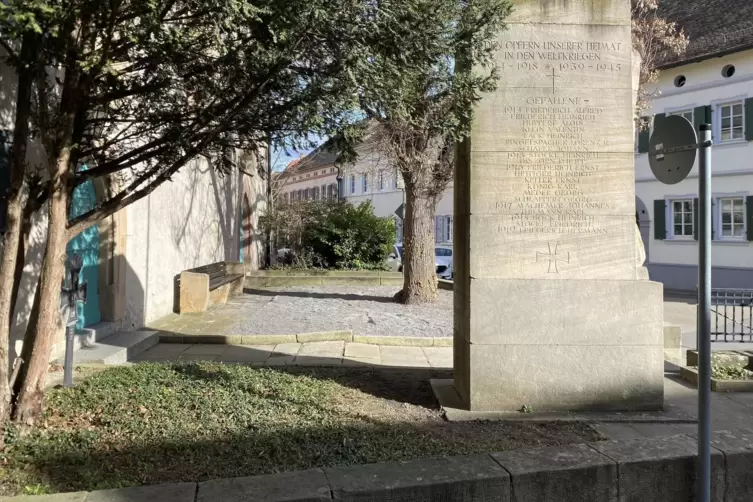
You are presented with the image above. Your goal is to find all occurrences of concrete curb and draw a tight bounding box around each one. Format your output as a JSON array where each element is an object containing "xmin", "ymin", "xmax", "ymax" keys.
[
  {"xmin": 7, "ymin": 431, "xmax": 753, "ymax": 501},
  {"xmin": 680, "ymin": 365, "xmax": 753, "ymax": 392},
  {"xmin": 244, "ymin": 270, "xmax": 403, "ymax": 287},
  {"xmin": 158, "ymin": 331, "xmax": 453, "ymax": 347}
]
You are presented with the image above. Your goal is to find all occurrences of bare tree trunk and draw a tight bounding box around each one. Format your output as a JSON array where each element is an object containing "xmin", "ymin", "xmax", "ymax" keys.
[
  {"xmin": 12, "ymin": 273, "xmax": 40, "ymax": 398},
  {"xmin": 0, "ymin": 35, "xmax": 35, "ymax": 438},
  {"xmin": 12, "ymin": 156, "xmax": 70, "ymax": 424},
  {"xmin": 396, "ymin": 182, "xmax": 437, "ymax": 304},
  {"xmin": 9, "ymin": 201, "xmax": 35, "ymax": 335}
]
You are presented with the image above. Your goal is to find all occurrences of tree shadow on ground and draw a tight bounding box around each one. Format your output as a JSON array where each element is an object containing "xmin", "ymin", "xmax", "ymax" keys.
[
  {"xmin": 243, "ymin": 287, "xmax": 397, "ymax": 304},
  {"xmin": 6, "ymin": 365, "xmax": 600, "ymax": 496}
]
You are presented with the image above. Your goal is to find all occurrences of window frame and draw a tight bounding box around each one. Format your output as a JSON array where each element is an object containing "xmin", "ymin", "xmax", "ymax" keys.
[
  {"xmin": 667, "ymin": 197, "xmax": 695, "ymax": 240},
  {"xmin": 667, "ymin": 108, "xmax": 694, "ymax": 125},
  {"xmin": 349, "ymin": 174, "xmax": 356, "ymax": 195},
  {"xmin": 377, "ymin": 171, "xmax": 384, "ymax": 191},
  {"xmin": 715, "ymin": 195, "xmax": 747, "ymax": 241},
  {"xmin": 712, "ymin": 96, "xmax": 747, "ymax": 144},
  {"xmin": 361, "ymin": 174, "xmax": 368, "ymax": 193}
]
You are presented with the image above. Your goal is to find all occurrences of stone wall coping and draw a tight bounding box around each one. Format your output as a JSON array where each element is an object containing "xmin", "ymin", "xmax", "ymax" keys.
[
  {"xmin": 246, "ymin": 270, "xmax": 402, "ymax": 278},
  {"xmin": 6, "ymin": 431, "xmax": 753, "ymax": 501},
  {"xmin": 158, "ymin": 331, "xmax": 453, "ymax": 347}
]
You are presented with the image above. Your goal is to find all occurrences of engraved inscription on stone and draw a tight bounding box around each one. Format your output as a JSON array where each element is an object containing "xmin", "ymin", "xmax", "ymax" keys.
[{"xmin": 491, "ymin": 38, "xmax": 628, "ymax": 239}]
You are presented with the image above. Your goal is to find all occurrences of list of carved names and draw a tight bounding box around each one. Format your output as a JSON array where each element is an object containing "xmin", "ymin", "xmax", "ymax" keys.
[{"xmin": 495, "ymin": 38, "xmax": 627, "ymax": 237}]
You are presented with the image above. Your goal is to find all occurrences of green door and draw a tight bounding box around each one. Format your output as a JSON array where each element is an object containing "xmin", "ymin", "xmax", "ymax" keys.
[{"xmin": 66, "ymin": 174, "xmax": 100, "ymax": 329}]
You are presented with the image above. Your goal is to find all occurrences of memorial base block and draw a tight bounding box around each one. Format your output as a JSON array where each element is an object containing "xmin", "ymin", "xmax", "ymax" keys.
[{"xmin": 453, "ymin": 279, "xmax": 665, "ymax": 412}]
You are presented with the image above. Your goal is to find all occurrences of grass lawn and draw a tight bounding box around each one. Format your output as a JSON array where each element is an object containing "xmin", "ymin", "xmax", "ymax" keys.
[{"xmin": 1, "ymin": 363, "xmax": 601, "ymax": 496}]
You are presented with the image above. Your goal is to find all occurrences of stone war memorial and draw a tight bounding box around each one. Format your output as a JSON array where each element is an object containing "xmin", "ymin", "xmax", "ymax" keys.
[{"xmin": 452, "ymin": 0, "xmax": 665, "ymax": 411}]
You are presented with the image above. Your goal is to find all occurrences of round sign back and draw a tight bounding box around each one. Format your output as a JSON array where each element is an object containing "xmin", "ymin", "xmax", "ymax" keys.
[{"xmin": 648, "ymin": 114, "xmax": 697, "ymax": 185}]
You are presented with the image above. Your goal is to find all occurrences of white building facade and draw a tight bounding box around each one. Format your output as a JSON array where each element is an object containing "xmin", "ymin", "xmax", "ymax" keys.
[
  {"xmin": 342, "ymin": 147, "xmax": 454, "ymax": 245},
  {"xmin": 635, "ymin": 2, "xmax": 753, "ymax": 292},
  {"xmin": 279, "ymin": 132, "xmax": 454, "ymax": 245}
]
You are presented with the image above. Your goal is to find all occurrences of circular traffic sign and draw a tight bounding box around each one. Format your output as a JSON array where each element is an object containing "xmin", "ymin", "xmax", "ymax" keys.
[{"xmin": 648, "ymin": 114, "xmax": 697, "ymax": 185}]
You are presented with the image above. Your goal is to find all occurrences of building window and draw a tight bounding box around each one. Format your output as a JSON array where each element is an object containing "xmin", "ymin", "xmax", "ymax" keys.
[
  {"xmin": 718, "ymin": 197, "xmax": 745, "ymax": 239},
  {"xmin": 669, "ymin": 109, "xmax": 693, "ymax": 124},
  {"xmin": 670, "ymin": 199, "xmax": 694, "ymax": 238},
  {"xmin": 321, "ymin": 184, "xmax": 326, "ymax": 199},
  {"xmin": 393, "ymin": 169, "xmax": 399, "ymax": 189},
  {"xmin": 350, "ymin": 175, "xmax": 356, "ymax": 195},
  {"xmin": 378, "ymin": 172, "xmax": 384, "ymax": 190},
  {"xmin": 361, "ymin": 174, "xmax": 368, "ymax": 193},
  {"xmin": 719, "ymin": 101, "xmax": 744, "ymax": 142},
  {"xmin": 329, "ymin": 183, "xmax": 337, "ymax": 199},
  {"xmin": 331, "ymin": 168, "xmax": 335, "ymax": 173},
  {"xmin": 313, "ymin": 187, "xmax": 320, "ymax": 200},
  {"xmin": 434, "ymin": 215, "xmax": 453, "ymax": 243}
]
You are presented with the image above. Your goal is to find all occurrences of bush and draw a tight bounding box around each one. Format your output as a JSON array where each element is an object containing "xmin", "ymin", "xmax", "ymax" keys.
[{"xmin": 261, "ymin": 200, "xmax": 395, "ymax": 270}]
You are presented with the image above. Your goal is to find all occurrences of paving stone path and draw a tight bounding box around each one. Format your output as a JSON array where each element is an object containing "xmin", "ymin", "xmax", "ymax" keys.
[{"xmin": 132, "ymin": 341, "xmax": 453, "ymax": 368}]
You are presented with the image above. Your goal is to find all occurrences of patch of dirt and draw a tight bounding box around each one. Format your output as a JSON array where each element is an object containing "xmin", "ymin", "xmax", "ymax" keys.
[{"xmin": 288, "ymin": 366, "xmax": 602, "ymax": 447}]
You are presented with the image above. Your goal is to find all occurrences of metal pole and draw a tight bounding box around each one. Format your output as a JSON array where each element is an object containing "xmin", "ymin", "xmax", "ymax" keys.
[
  {"xmin": 63, "ymin": 324, "xmax": 75, "ymax": 388},
  {"xmin": 697, "ymin": 123, "xmax": 712, "ymax": 502}
]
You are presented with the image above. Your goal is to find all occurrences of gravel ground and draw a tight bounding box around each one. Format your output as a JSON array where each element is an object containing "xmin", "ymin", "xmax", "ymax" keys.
[{"xmin": 226, "ymin": 286, "xmax": 453, "ymax": 338}]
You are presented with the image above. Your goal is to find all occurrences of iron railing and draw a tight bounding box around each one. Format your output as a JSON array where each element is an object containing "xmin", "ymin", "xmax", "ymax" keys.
[{"xmin": 710, "ymin": 289, "xmax": 753, "ymax": 342}]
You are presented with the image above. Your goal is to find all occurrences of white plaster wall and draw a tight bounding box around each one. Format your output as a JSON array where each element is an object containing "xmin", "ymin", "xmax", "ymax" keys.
[
  {"xmin": 634, "ymin": 48, "xmax": 753, "ymax": 271},
  {"xmin": 242, "ymin": 168, "xmax": 268, "ymax": 271},
  {"xmin": 342, "ymin": 146, "xmax": 454, "ymax": 219},
  {"xmin": 124, "ymin": 155, "xmax": 243, "ymax": 328},
  {"xmin": 638, "ymin": 175, "xmax": 753, "ymax": 269}
]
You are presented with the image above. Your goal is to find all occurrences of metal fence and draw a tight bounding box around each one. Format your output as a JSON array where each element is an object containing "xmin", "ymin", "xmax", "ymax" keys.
[{"xmin": 711, "ymin": 289, "xmax": 753, "ymax": 342}]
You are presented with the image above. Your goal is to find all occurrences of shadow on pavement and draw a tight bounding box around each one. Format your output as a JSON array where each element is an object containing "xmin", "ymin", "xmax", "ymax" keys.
[{"xmin": 243, "ymin": 288, "xmax": 397, "ymax": 303}]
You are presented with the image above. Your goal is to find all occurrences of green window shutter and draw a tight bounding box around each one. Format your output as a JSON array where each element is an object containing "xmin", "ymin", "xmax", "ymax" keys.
[
  {"xmin": 693, "ymin": 197, "xmax": 699, "ymax": 241},
  {"xmin": 654, "ymin": 199, "xmax": 667, "ymax": 240},
  {"xmin": 745, "ymin": 98, "xmax": 753, "ymax": 141},
  {"xmin": 0, "ymin": 130, "xmax": 11, "ymax": 234},
  {"xmin": 694, "ymin": 105, "xmax": 712, "ymax": 132},
  {"xmin": 747, "ymin": 196, "xmax": 753, "ymax": 241},
  {"xmin": 654, "ymin": 113, "xmax": 666, "ymax": 127},
  {"xmin": 638, "ymin": 117, "xmax": 650, "ymax": 153}
]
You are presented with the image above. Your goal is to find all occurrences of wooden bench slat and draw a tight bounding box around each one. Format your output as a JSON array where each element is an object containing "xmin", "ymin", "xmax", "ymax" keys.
[
  {"xmin": 191, "ymin": 263, "xmax": 226, "ymax": 275},
  {"xmin": 208, "ymin": 274, "xmax": 243, "ymax": 291}
]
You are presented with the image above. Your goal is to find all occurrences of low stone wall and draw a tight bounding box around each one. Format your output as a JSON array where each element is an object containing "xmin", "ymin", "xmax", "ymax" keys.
[
  {"xmin": 159, "ymin": 330, "xmax": 453, "ymax": 347},
  {"xmin": 438, "ymin": 279, "xmax": 453, "ymax": 291},
  {"xmin": 13, "ymin": 431, "xmax": 753, "ymax": 501},
  {"xmin": 681, "ymin": 366, "xmax": 753, "ymax": 392},
  {"xmin": 245, "ymin": 270, "xmax": 403, "ymax": 287}
]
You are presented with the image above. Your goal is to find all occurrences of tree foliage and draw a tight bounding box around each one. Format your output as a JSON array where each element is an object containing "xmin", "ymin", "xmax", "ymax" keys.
[
  {"xmin": 339, "ymin": 0, "xmax": 512, "ymax": 303},
  {"xmin": 631, "ymin": 0, "xmax": 688, "ymax": 117},
  {"xmin": 262, "ymin": 200, "xmax": 395, "ymax": 270},
  {"xmin": 0, "ymin": 0, "xmax": 405, "ymax": 423}
]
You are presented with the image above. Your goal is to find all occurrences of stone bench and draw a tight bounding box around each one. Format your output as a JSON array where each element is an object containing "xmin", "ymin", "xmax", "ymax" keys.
[{"xmin": 179, "ymin": 262, "xmax": 244, "ymax": 314}]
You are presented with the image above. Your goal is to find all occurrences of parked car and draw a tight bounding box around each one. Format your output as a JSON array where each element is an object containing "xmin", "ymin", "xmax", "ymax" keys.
[
  {"xmin": 434, "ymin": 245, "xmax": 453, "ymax": 280},
  {"xmin": 390, "ymin": 243, "xmax": 453, "ymax": 280}
]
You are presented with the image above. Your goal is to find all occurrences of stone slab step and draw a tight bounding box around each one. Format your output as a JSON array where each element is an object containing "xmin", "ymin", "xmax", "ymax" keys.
[
  {"xmin": 65, "ymin": 331, "xmax": 159, "ymax": 365},
  {"xmin": 72, "ymin": 321, "xmax": 120, "ymax": 352}
]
